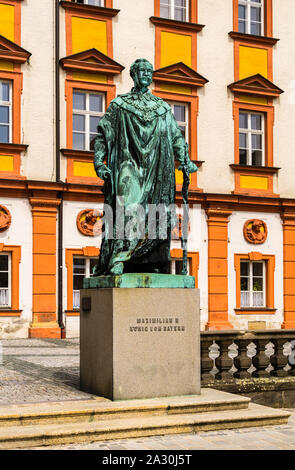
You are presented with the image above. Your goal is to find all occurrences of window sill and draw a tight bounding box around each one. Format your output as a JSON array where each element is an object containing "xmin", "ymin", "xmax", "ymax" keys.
[
  {"xmin": 0, "ymin": 143, "xmax": 28, "ymax": 153},
  {"xmin": 0, "ymin": 310, "xmax": 22, "ymax": 317},
  {"xmin": 61, "ymin": 148, "xmax": 94, "ymax": 160},
  {"xmin": 65, "ymin": 309, "xmax": 80, "ymax": 317},
  {"xmin": 60, "ymin": 1, "xmax": 120, "ymax": 19},
  {"xmin": 229, "ymin": 31, "xmax": 279, "ymax": 47},
  {"xmin": 230, "ymin": 164, "xmax": 280, "ymax": 175},
  {"xmin": 150, "ymin": 16, "xmax": 204, "ymax": 33},
  {"xmin": 235, "ymin": 308, "xmax": 276, "ymax": 315}
]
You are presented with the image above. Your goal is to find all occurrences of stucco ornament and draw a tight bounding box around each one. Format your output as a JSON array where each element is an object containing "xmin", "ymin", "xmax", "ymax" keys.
[
  {"xmin": 0, "ymin": 206, "xmax": 11, "ymax": 232},
  {"xmin": 76, "ymin": 209, "xmax": 103, "ymax": 237},
  {"xmin": 243, "ymin": 219, "xmax": 268, "ymax": 244},
  {"xmin": 93, "ymin": 58, "xmax": 197, "ymax": 275}
]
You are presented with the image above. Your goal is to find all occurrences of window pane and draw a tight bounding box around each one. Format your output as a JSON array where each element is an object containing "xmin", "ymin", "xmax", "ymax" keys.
[
  {"xmin": 0, "ymin": 255, "xmax": 8, "ymax": 271},
  {"xmin": 252, "ymin": 134, "xmax": 262, "ymax": 149},
  {"xmin": 253, "ymin": 291, "xmax": 264, "ymax": 307},
  {"xmin": 0, "ymin": 125, "xmax": 9, "ymax": 143},
  {"xmin": 0, "ymin": 106, "xmax": 9, "ymax": 124},
  {"xmin": 73, "ymin": 275, "xmax": 84, "ymax": 290},
  {"xmin": 74, "ymin": 258, "xmax": 86, "ymax": 267},
  {"xmin": 174, "ymin": 104, "xmax": 185, "ymax": 122},
  {"xmin": 0, "ymin": 272, "xmax": 8, "ymax": 288},
  {"xmin": 175, "ymin": 7, "xmax": 186, "ymax": 21},
  {"xmin": 253, "ymin": 262, "xmax": 263, "ymax": 276},
  {"xmin": 72, "ymin": 132, "xmax": 85, "ymax": 150},
  {"xmin": 88, "ymin": 0, "xmax": 102, "ymax": 5},
  {"xmin": 90, "ymin": 115, "xmax": 100, "ymax": 133},
  {"xmin": 241, "ymin": 261, "xmax": 249, "ymax": 276},
  {"xmin": 89, "ymin": 94, "xmax": 103, "ymax": 112},
  {"xmin": 238, "ymin": 5, "xmax": 246, "ymax": 19},
  {"xmin": 251, "ymin": 114, "xmax": 262, "ymax": 130},
  {"xmin": 239, "ymin": 149, "xmax": 247, "ymax": 165},
  {"xmin": 0, "ymin": 82, "xmax": 9, "ymax": 102},
  {"xmin": 239, "ymin": 112, "xmax": 248, "ymax": 129},
  {"xmin": 239, "ymin": 132, "xmax": 247, "ymax": 149},
  {"xmin": 175, "ymin": 260, "xmax": 184, "ymax": 275},
  {"xmin": 175, "ymin": 0, "xmax": 186, "ymax": 6},
  {"xmin": 241, "ymin": 291, "xmax": 250, "ymax": 307},
  {"xmin": 73, "ymin": 114, "xmax": 85, "ymax": 132},
  {"xmin": 251, "ymin": 6, "xmax": 261, "ymax": 22},
  {"xmin": 251, "ymin": 22, "xmax": 261, "ymax": 35},
  {"xmin": 73, "ymin": 92, "xmax": 86, "ymax": 110},
  {"xmin": 160, "ymin": 5, "xmax": 169, "ymax": 18},
  {"xmin": 252, "ymin": 150, "xmax": 262, "ymax": 166},
  {"xmin": 90, "ymin": 258, "xmax": 98, "ymax": 273},
  {"xmin": 241, "ymin": 277, "xmax": 249, "ymax": 291},
  {"xmin": 238, "ymin": 20, "xmax": 246, "ymax": 33},
  {"xmin": 253, "ymin": 277, "xmax": 263, "ymax": 291}
]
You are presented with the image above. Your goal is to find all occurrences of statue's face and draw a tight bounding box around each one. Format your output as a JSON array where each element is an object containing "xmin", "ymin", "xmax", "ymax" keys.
[{"xmin": 135, "ymin": 63, "xmax": 153, "ymax": 89}]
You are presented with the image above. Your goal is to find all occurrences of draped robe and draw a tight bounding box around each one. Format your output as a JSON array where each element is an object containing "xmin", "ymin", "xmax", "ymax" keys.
[{"xmin": 93, "ymin": 90, "xmax": 190, "ymax": 275}]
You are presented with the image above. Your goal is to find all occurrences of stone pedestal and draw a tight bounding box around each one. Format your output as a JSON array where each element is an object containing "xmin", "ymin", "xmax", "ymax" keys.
[{"xmin": 80, "ymin": 284, "xmax": 200, "ymax": 400}]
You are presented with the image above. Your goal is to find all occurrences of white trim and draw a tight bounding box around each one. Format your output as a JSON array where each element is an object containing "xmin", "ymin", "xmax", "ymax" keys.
[
  {"xmin": 160, "ymin": 0, "xmax": 189, "ymax": 22},
  {"xmin": 0, "ymin": 80, "xmax": 12, "ymax": 144},
  {"xmin": 73, "ymin": 0, "xmax": 105, "ymax": 6},
  {"xmin": 168, "ymin": 101, "xmax": 189, "ymax": 142},
  {"xmin": 0, "ymin": 253, "xmax": 11, "ymax": 308},
  {"xmin": 239, "ymin": 111, "xmax": 265, "ymax": 166},
  {"xmin": 72, "ymin": 90, "xmax": 105, "ymax": 151},
  {"xmin": 238, "ymin": 0, "xmax": 264, "ymax": 36}
]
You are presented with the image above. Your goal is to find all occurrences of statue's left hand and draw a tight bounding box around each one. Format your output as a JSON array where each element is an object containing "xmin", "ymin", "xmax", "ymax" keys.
[{"xmin": 178, "ymin": 160, "xmax": 198, "ymax": 174}]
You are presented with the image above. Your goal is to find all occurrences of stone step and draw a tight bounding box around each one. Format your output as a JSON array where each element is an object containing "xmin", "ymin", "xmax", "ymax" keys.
[
  {"xmin": 0, "ymin": 403, "xmax": 290, "ymax": 449},
  {"xmin": 0, "ymin": 389, "xmax": 250, "ymax": 427}
]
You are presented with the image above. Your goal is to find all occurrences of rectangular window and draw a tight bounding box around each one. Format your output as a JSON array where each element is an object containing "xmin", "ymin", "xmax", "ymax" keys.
[
  {"xmin": 239, "ymin": 111, "xmax": 264, "ymax": 166},
  {"xmin": 0, "ymin": 80, "xmax": 12, "ymax": 144},
  {"xmin": 0, "ymin": 254, "xmax": 10, "ymax": 308},
  {"xmin": 170, "ymin": 258, "xmax": 191, "ymax": 275},
  {"xmin": 73, "ymin": 257, "xmax": 98, "ymax": 309},
  {"xmin": 72, "ymin": 0, "xmax": 104, "ymax": 6},
  {"xmin": 240, "ymin": 260, "xmax": 265, "ymax": 307},
  {"xmin": 169, "ymin": 102, "xmax": 189, "ymax": 141},
  {"xmin": 238, "ymin": 0, "xmax": 263, "ymax": 36},
  {"xmin": 160, "ymin": 0, "xmax": 189, "ymax": 22},
  {"xmin": 72, "ymin": 90, "xmax": 105, "ymax": 151}
]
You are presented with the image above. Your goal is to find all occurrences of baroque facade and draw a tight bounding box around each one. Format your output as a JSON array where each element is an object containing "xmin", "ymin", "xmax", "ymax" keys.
[{"xmin": 0, "ymin": 0, "xmax": 294, "ymax": 338}]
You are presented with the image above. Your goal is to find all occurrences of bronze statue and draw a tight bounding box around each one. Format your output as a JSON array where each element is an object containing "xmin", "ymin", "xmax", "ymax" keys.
[{"xmin": 93, "ymin": 58, "xmax": 197, "ymax": 276}]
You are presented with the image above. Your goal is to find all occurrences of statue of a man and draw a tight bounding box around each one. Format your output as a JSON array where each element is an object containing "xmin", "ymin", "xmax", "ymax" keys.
[{"xmin": 93, "ymin": 58, "xmax": 197, "ymax": 276}]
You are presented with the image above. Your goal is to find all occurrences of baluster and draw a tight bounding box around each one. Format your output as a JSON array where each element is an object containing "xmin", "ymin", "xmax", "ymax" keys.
[
  {"xmin": 215, "ymin": 338, "xmax": 234, "ymax": 381},
  {"xmin": 252, "ymin": 338, "xmax": 270, "ymax": 378},
  {"xmin": 201, "ymin": 339, "xmax": 214, "ymax": 383},
  {"xmin": 233, "ymin": 338, "xmax": 252, "ymax": 379},
  {"xmin": 270, "ymin": 339, "xmax": 288, "ymax": 377},
  {"xmin": 287, "ymin": 339, "xmax": 295, "ymax": 376}
]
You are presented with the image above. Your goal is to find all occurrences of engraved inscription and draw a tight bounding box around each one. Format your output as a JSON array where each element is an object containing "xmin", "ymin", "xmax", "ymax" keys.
[{"xmin": 129, "ymin": 317, "xmax": 185, "ymax": 332}]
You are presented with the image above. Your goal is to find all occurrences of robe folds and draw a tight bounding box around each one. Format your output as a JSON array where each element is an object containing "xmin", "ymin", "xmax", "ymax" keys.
[{"xmin": 93, "ymin": 90, "xmax": 190, "ymax": 275}]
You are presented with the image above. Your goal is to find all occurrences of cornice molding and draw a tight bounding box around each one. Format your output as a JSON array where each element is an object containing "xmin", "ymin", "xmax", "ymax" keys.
[
  {"xmin": 229, "ymin": 31, "xmax": 279, "ymax": 47},
  {"xmin": 0, "ymin": 35, "xmax": 31, "ymax": 64},
  {"xmin": 228, "ymin": 74, "xmax": 284, "ymax": 98},
  {"xmin": 60, "ymin": 48, "xmax": 124, "ymax": 76},
  {"xmin": 150, "ymin": 16, "xmax": 205, "ymax": 33},
  {"xmin": 153, "ymin": 62, "xmax": 208, "ymax": 88},
  {"xmin": 230, "ymin": 164, "xmax": 280, "ymax": 175},
  {"xmin": 59, "ymin": 1, "xmax": 119, "ymax": 18},
  {"xmin": 0, "ymin": 143, "xmax": 28, "ymax": 153}
]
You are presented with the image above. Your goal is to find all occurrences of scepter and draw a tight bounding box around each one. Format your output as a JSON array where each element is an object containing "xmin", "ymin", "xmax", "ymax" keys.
[{"xmin": 181, "ymin": 165, "xmax": 190, "ymax": 276}]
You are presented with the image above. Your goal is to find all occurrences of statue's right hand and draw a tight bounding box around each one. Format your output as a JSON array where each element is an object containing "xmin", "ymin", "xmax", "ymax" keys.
[{"xmin": 97, "ymin": 165, "xmax": 112, "ymax": 181}]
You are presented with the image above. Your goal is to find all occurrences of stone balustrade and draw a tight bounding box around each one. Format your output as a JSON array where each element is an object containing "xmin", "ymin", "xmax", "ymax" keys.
[{"xmin": 201, "ymin": 330, "xmax": 295, "ymax": 385}]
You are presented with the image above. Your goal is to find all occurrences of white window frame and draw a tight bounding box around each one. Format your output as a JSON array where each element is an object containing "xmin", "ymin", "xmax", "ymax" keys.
[
  {"xmin": 240, "ymin": 260, "xmax": 266, "ymax": 308},
  {"xmin": 0, "ymin": 253, "xmax": 11, "ymax": 308},
  {"xmin": 170, "ymin": 258, "xmax": 191, "ymax": 275},
  {"xmin": 73, "ymin": 256, "xmax": 99, "ymax": 309},
  {"xmin": 0, "ymin": 80, "xmax": 12, "ymax": 144},
  {"xmin": 72, "ymin": 90, "xmax": 105, "ymax": 151},
  {"xmin": 72, "ymin": 0, "xmax": 105, "ymax": 6},
  {"xmin": 160, "ymin": 0, "xmax": 189, "ymax": 22},
  {"xmin": 168, "ymin": 101, "xmax": 189, "ymax": 142},
  {"xmin": 238, "ymin": 0, "xmax": 264, "ymax": 36},
  {"xmin": 239, "ymin": 111, "xmax": 265, "ymax": 166}
]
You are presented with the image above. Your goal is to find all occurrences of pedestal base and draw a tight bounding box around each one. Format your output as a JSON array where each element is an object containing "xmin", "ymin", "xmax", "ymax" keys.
[{"xmin": 80, "ymin": 287, "xmax": 200, "ymax": 400}]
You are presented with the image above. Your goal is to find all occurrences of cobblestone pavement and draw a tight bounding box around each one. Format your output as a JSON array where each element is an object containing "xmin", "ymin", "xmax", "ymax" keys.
[
  {"xmin": 0, "ymin": 338, "xmax": 94, "ymax": 404},
  {"xmin": 1, "ymin": 338, "xmax": 295, "ymax": 450}
]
